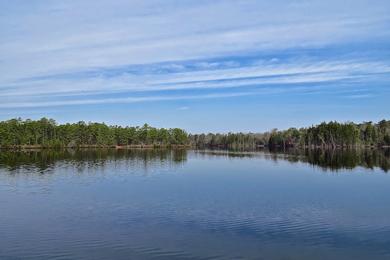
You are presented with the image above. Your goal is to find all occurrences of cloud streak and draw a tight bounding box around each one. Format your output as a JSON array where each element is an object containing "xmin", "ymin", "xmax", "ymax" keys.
[
  {"xmin": 0, "ymin": 92, "xmax": 257, "ymax": 108},
  {"xmin": 1, "ymin": 58, "xmax": 389, "ymax": 100},
  {"xmin": 0, "ymin": 0, "xmax": 389, "ymax": 128},
  {"xmin": 1, "ymin": 0, "xmax": 389, "ymax": 82}
]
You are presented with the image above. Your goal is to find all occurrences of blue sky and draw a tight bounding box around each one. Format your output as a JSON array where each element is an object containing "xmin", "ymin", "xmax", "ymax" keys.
[{"xmin": 0, "ymin": 0, "xmax": 389, "ymax": 132}]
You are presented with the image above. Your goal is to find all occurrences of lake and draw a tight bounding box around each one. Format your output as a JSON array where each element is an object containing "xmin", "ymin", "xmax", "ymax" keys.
[{"xmin": 0, "ymin": 149, "xmax": 389, "ymax": 260}]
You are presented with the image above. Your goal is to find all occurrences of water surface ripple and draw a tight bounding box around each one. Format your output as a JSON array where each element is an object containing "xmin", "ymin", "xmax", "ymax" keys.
[{"xmin": 0, "ymin": 149, "xmax": 389, "ymax": 259}]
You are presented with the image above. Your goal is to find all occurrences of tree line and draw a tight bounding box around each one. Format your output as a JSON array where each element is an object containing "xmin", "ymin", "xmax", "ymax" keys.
[
  {"xmin": 189, "ymin": 120, "xmax": 390, "ymax": 149},
  {"xmin": 0, "ymin": 118, "xmax": 188, "ymax": 148},
  {"xmin": 0, "ymin": 118, "xmax": 389, "ymax": 149}
]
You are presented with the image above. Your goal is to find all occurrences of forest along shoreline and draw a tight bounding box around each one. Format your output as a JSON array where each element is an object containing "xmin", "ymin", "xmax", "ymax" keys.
[
  {"xmin": 0, "ymin": 144, "xmax": 191, "ymax": 150},
  {"xmin": 1, "ymin": 144, "xmax": 389, "ymax": 150},
  {"xmin": 0, "ymin": 118, "xmax": 389, "ymax": 150}
]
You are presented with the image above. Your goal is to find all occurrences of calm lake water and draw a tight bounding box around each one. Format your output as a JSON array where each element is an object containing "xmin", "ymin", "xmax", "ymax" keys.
[{"xmin": 0, "ymin": 149, "xmax": 390, "ymax": 260}]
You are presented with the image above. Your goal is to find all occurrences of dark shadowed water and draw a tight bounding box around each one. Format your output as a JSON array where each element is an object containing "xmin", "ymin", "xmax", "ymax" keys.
[{"xmin": 0, "ymin": 149, "xmax": 390, "ymax": 260}]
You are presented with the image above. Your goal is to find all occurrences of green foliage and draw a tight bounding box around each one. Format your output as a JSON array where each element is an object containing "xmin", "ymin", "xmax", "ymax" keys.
[
  {"xmin": 0, "ymin": 118, "xmax": 189, "ymax": 147},
  {"xmin": 1, "ymin": 118, "xmax": 389, "ymax": 149},
  {"xmin": 190, "ymin": 132, "xmax": 269, "ymax": 149},
  {"xmin": 189, "ymin": 120, "xmax": 390, "ymax": 148}
]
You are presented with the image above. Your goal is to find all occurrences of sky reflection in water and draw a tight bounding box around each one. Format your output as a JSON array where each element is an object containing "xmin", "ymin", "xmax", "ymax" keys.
[{"xmin": 0, "ymin": 149, "xmax": 389, "ymax": 260}]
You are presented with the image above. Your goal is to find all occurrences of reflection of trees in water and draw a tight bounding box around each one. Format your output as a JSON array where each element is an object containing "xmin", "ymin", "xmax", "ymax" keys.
[
  {"xmin": 280, "ymin": 148, "xmax": 389, "ymax": 172},
  {"xmin": 1, "ymin": 148, "xmax": 389, "ymax": 173},
  {"xmin": 196, "ymin": 148, "xmax": 390, "ymax": 172},
  {"xmin": 0, "ymin": 149, "xmax": 187, "ymax": 174}
]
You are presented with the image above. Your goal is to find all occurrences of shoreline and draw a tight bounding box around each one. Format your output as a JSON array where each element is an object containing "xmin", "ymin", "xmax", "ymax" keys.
[
  {"xmin": 0, "ymin": 144, "xmax": 191, "ymax": 150},
  {"xmin": 0, "ymin": 144, "xmax": 389, "ymax": 151}
]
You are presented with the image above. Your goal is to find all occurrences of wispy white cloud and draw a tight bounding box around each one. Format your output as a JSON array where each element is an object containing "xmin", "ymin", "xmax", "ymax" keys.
[
  {"xmin": 1, "ymin": 0, "xmax": 389, "ymax": 82},
  {"xmin": 0, "ymin": 0, "xmax": 389, "ymax": 111},
  {"xmin": 0, "ymin": 92, "xmax": 257, "ymax": 108},
  {"xmin": 0, "ymin": 58, "xmax": 388, "ymax": 100},
  {"xmin": 345, "ymin": 94, "xmax": 375, "ymax": 99},
  {"xmin": 178, "ymin": 106, "xmax": 190, "ymax": 111}
]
